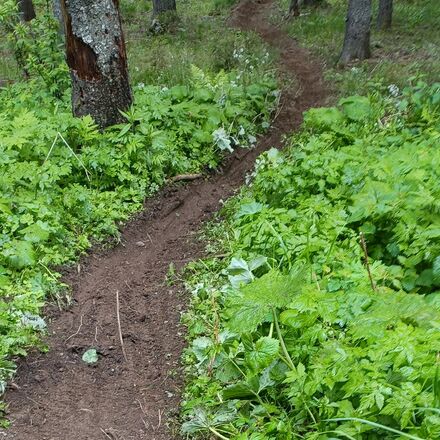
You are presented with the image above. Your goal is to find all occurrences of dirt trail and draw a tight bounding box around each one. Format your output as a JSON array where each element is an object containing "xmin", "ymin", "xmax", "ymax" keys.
[{"xmin": 1, "ymin": 1, "xmax": 327, "ymax": 439}]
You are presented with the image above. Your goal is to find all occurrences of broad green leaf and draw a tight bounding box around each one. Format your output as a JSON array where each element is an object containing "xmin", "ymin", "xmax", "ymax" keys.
[
  {"xmin": 19, "ymin": 222, "xmax": 50, "ymax": 243},
  {"xmin": 246, "ymin": 337, "xmax": 279, "ymax": 372},
  {"xmin": 226, "ymin": 269, "xmax": 305, "ymax": 333},
  {"xmin": 235, "ymin": 202, "xmax": 264, "ymax": 218},
  {"xmin": 339, "ymin": 96, "xmax": 372, "ymax": 121},
  {"xmin": 2, "ymin": 240, "xmax": 36, "ymax": 269},
  {"xmin": 248, "ymin": 256, "xmax": 268, "ymax": 272},
  {"xmin": 304, "ymin": 106, "xmax": 345, "ymax": 128},
  {"xmin": 82, "ymin": 349, "xmax": 98, "ymax": 364}
]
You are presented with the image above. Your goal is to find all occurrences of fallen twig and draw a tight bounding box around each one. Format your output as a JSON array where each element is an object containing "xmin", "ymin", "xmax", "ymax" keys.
[
  {"xmin": 100, "ymin": 428, "xmax": 113, "ymax": 440},
  {"xmin": 64, "ymin": 315, "xmax": 84, "ymax": 343},
  {"xmin": 170, "ymin": 173, "xmax": 203, "ymax": 183},
  {"xmin": 116, "ymin": 290, "xmax": 128, "ymax": 362}
]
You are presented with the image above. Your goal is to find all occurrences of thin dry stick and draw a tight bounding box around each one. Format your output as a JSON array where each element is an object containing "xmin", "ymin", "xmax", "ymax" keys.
[
  {"xmin": 360, "ymin": 232, "xmax": 377, "ymax": 291},
  {"xmin": 116, "ymin": 290, "xmax": 128, "ymax": 362},
  {"xmin": 64, "ymin": 315, "xmax": 84, "ymax": 343},
  {"xmin": 170, "ymin": 173, "xmax": 203, "ymax": 183},
  {"xmin": 156, "ymin": 409, "xmax": 163, "ymax": 429},
  {"xmin": 100, "ymin": 428, "xmax": 113, "ymax": 440},
  {"xmin": 58, "ymin": 132, "xmax": 91, "ymax": 181}
]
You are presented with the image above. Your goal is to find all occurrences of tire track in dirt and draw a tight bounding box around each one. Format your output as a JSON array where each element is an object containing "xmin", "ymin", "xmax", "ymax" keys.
[{"xmin": 1, "ymin": 1, "xmax": 327, "ymax": 439}]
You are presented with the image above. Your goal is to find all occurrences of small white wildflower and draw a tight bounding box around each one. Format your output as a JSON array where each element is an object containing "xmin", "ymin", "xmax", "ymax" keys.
[
  {"xmin": 388, "ymin": 84, "xmax": 400, "ymax": 97},
  {"xmin": 248, "ymin": 134, "xmax": 257, "ymax": 145},
  {"xmin": 217, "ymin": 94, "xmax": 226, "ymax": 106}
]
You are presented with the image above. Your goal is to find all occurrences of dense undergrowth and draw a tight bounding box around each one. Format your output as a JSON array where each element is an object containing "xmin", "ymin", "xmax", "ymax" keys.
[
  {"xmin": 182, "ymin": 82, "xmax": 440, "ymax": 439},
  {"xmin": 0, "ymin": 0, "xmax": 277, "ymax": 419}
]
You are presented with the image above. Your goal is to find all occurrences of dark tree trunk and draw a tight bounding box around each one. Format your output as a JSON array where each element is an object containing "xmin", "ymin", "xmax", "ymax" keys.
[
  {"xmin": 17, "ymin": 0, "xmax": 36, "ymax": 22},
  {"xmin": 339, "ymin": 0, "xmax": 372, "ymax": 65},
  {"xmin": 377, "ymin": 0, "xmax": 393, "ymax": 30},
  {"xmin": 303, "ymin": 0, "xmax": 323, "ymax": 6},
  {"xmin": 288, "ymin": 0, "xmax": 300, "ymax": 17},
  {"xmin": 153, "ymin": 0, "xmax": 176, "ymax": 16},
  {"xmin": 60, "ymin": 0, "xmax": 132, "ymax": 129}
]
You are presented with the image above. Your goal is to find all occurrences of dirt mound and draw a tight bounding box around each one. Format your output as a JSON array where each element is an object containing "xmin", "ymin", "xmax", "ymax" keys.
[{"xmin": 1, "ymin": 1, "xmax": 327, "ymax": 439}]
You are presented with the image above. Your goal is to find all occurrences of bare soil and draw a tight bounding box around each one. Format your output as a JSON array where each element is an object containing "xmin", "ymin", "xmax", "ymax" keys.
[{"xmin": 1, "ymin": 1, "xmax": 327, "ymax": 439}]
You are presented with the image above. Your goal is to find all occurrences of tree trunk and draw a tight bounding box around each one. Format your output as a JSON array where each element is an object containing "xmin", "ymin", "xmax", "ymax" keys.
[
  {"xmin": 60, "ymin": 0, "xmax": 132, "ymax": 129},
  {"xmin": 377, "ymin": 0, "xmax": 393, "ymax": 30},
  {"xmin": 288, "ymin": 0, "xmax": 300, "ymax": 17},
  {"xmin": 17, "ymin": 0, "xmax": 36, "ymax": 22},
  {"xmin": 339, "ymin": 0, "xmax": 372, "ymax": 65},
  {"xmin": 303, "ymin": 0, "xmax": 323, "ymax": 6},
  {"xmin": 53, "ymin": 0, "xmax": 65, "ymax": 36},
  {"xmin": 153, "ymin": 0, "xmax": 176, "ymax": 16}
]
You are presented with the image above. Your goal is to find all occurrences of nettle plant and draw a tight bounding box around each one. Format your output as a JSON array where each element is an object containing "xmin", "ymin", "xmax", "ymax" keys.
[
  {"xmin": 0, "ymin": 0, "xmax": 68, "ymax": 95},
  {"xmin": 182, "ymin": 82, "xmax": 440, "ymax": 439}
]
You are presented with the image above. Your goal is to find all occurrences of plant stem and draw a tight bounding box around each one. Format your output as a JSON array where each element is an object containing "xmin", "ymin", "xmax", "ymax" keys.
[
  {"xmin": 209, "ymin": 426, "xmax": 230, "ymax": 440},
  {"xmin": 268, "ymin": 322, "xmax": 274, "ymax": 338},
  {"xmin": 272, "ymin": 308, "xmax": 295, "ymax": 370},
  {"xmin": 326, "ymin": 418, "xmax": 424, "ymax": 440},
  {"xmin": 359, "ymin": 232, "xmax": 377, "ymax": 291}
]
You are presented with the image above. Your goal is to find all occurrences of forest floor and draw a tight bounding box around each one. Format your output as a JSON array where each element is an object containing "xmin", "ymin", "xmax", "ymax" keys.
[{"xmin": 0, "ymin": 1, "xmax": 327, "ymax": 439}]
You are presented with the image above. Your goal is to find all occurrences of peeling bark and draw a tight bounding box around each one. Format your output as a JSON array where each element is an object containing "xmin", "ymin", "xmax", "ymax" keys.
[
  {"xmin": 17, "ymin": 0, "xmax": 36, "ymax": 22},
  {"xmin": 339, "ymin": 0, "xmax": 372, "ymax": 65},
  {"xmin": 152, "ymin": 0, "xmax": 176, "ymax": 16},
  {"xmin": 377, "ymin": 0, "xmax": 393, "ymax": 30},
  {"xmin": 61, "ymin": 0, "xmax": 132, "ymax": 129}
]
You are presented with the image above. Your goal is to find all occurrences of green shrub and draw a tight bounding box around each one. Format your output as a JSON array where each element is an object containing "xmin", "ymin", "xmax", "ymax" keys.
[
  {"xmin": 0, "ymin": 66, "xmax": 276, "ymax": 409},
  {"xmin": 182, "ymin": 82, "xmax": 440, "ymax": 439}
]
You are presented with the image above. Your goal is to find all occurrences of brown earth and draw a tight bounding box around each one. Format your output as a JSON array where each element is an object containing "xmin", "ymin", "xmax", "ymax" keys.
[{"xmin": 0, "ymin": 1, "xmax": 327, "ymax": 439}]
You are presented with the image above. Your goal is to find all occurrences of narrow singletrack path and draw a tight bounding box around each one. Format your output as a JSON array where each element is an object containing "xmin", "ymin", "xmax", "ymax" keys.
[{"xmin": 2, "ymin": 1, "xmax": 327, "ymax": 439}]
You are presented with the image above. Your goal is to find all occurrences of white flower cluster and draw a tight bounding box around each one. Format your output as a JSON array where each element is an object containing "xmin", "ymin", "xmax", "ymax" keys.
[
  {"xmin": 388, "ymin": 84, "xmax": 400, "ymax": 97},
  {"xmin": 212, "ymin": 124, "xmax": 258, "ymax": 154},
  {"xmin": 212, "ymin": 127, "xmax": 233, "ymax": 152},
  {"xmin": 19, "ymin": 312, "xmax": 46, "ymax": 331},
  {"xmin": 233, "ymin": 47, "xmax": 271, "ymax": 74}
]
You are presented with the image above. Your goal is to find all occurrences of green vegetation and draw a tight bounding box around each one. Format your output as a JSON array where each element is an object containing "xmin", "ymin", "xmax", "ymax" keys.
[
  {"xmin": 277, "ymin": 0, "xmax": 440, "ymax": 96},
  {"xmin": 1, "ymin": 0, "xmax": 272, "ymax": 88},
  {"xmin": 182, "ymin": 83, "xmax": 440, "ymax": 438},
  {"xmin": 123, "ymin": 0, "xmax": 273, "ymax": 87},
  {"xmin": 0, "ymin": 0, "xmax": 277, "ymax": 418}
]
